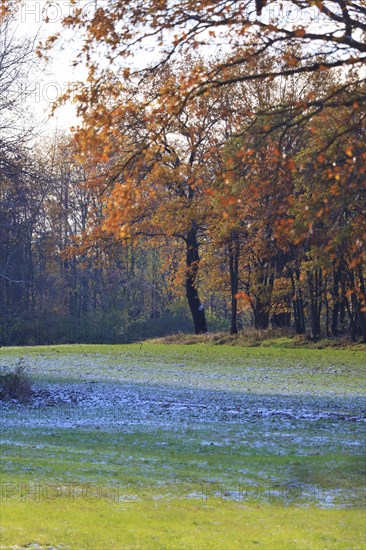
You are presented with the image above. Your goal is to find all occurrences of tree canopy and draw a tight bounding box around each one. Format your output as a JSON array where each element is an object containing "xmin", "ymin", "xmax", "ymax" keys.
[
  {"xmin": 43, "ymin": 0, "xmax": 366, "ymax": 114},
  {"xmin": 0, "ymin": 1, "xmax": 365, "ymax": 341}
]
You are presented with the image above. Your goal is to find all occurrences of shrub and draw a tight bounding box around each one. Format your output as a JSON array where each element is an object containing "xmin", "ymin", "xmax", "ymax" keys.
[{"xmin": 0, "ymin": 359, "xmax": 32, "ymax": 402}]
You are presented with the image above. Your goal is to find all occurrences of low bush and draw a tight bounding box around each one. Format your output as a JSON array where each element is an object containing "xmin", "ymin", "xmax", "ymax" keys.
[{"xmin": 0, "ymin": 359, "xmax": 32, "ymax": 402}]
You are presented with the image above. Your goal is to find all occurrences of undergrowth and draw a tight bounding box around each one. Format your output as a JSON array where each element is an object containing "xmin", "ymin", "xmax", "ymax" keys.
[
  {"xmin": 150, "ymin": 330, "xmax": 366, "ymax": 350},
  {"xmin": 0, "ymin": 358, "xmax": 32, "ymax": 402}
]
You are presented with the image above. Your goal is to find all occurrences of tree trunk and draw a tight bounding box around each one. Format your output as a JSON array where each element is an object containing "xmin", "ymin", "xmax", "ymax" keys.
[
  {"xmin": 254, "ymin": 301, "xmax": 270, "ymax": 329},
  {"xmin": 340, "ymin": 263, "xmax": 366, "ymax": 341},
  {"xmin": 185, "ymin": 225, "xmax": 207, "ymax": 334},
  {"xmin": 331, "ymin": 267, "xmax": 341, "ymax": 336},
  {"xmin": 307, "ymin": 268, "xmax": 322, "ymax": 342},
  {"xmin": 290, "ymin": 269, "xmax": 306, "ymax": 334},
  {"xmin": 356, "ymin": 264, "xmax": 366, "ymax": 342},
  {"xmin": 253, "ymin": 266, "xmax": 274, "ymax": 330},
  {"xmin": 324, "ymin": 273, "xmax": 330, "ymax": 338},
  {"xmin": 229, "ymin": 231, "xmax": 240, "ymax": 334},
  {"xmin": 339, "ymin": 272, "xmax": 356, "ymax": 341}
]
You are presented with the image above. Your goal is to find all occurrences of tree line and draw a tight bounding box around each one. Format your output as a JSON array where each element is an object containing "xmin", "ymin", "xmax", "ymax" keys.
[{"xmin": 1, "ymin": 3, "xmax": 365, "ymax": 343}]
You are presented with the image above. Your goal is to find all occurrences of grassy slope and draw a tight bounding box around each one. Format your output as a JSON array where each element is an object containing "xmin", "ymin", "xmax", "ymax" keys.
[
  {"xmin": 1, "ymin": 342, "xmax": 365, "ymax": 385},
  {"xmin": 1, "ymin": 499, "xmax": 365, "ymax": 549},
  {"xmin": 1, "ymin": 344, "xmax": 365, "ymax": 549}
]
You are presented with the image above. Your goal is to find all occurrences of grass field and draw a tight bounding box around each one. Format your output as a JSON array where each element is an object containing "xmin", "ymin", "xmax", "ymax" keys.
[{"xmin": 1, "ymin": 343, "xmax": 365, "ymax": 549}]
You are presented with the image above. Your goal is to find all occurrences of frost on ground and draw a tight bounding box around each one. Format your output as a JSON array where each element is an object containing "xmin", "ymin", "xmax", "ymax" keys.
[
  {"xmin": 1, "ymin": 347, "xmax": 365, "ymax": 509},
  {"xmin": 2, "ymin": 380, "xmax": 365, "ymax": 430}
]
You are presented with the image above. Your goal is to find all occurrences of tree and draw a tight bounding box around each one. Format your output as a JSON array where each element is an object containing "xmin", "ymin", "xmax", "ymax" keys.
[
  {"xmin": 43, "ymin": 1, "xmax": 365, "ymax": 123},
  {"xmin": 204, "ymin": 63, "xmax": 329, "ymax": 333},
  {"xmin": 0, "ymin": 14, "xmax": 38, "ymax": 157},
  {"xmin": 33, "ymin": 0, "xmax": 366, "ymax": 340},
  {"xmin": 0, "ymin": 14, "xmax": 43, "ymax": 322},
  {"xmin": 289, "ymin": 101, "xmax": 366, "ymax": 341},
  {"xmin": 94, "ymin": 60, "xmax": 237, "ymax": 334}
]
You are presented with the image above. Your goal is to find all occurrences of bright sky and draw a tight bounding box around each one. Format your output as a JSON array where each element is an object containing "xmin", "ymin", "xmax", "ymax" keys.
[
  {"xmin": 13, "ymin": 0, "xmax": 87, "ymax": 133},
  {"xmin": 13, "ymin": 0, "xmax": 163, "ymax": 135}
]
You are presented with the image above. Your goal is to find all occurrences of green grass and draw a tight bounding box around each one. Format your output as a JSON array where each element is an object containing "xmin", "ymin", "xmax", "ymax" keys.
[
  {"xmin": 1, "ymin": 343, "xmax": 365, "ymax": 391},
  {"xmin": 1, "ymin": 498, "xmax": 365, "ymax": 549},
  {"xmin": 1, "ymin": 344, "xmax": 365, "ymax": 548}
]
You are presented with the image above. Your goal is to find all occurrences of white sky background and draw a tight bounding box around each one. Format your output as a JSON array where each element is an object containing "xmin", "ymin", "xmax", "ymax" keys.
[
  {"xmin": 13, "ymin": 0, "xmax": 89, "ymax": 134},
  {"xmin": 12, "ymin": 0, "xmax": 166, "ymax": 135}
]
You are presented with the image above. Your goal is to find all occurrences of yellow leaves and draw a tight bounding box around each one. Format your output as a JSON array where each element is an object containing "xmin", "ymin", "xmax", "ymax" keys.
[
  {"xmin": 275, "ymin": 217, "xmax": 294, "ymax": 231},
  {"xmin": 294, "ymin": 26, "xmax": 306, "ymax": 38},
  {"xmin": 220, "ymin": 195, "xmax": 237, "ymax": 206},
  {"xmin": 235, "ymin": 291, "xmax": 253, "ymax": 304},
  {"xmin": 237, "ymin": 22, "xmax": 251, "ymax": 35},
  {"xmin": 286, "ymin": 55, "xmax": 298, "ymax": 67},
  {"xmin": 329, "ymin": 184, "xmax": 339, "ymax": 195},
  {"xmin": 123, "ymin": 68, "xmax": 131, "ymax": 79},
  {"xmin": 88, "ymin": 8, "xmax": 115, "ymax": 41},
  {"xmin": 349, "ymin": 257, "xmax": 361, "ymax": 269},
  {"xmin": 103, "ymin": 181, "xmax": 141, "ymax": 236},
  {"xmin": 0, "ymin": 0, "xmax": 12, "ymax": 19}
]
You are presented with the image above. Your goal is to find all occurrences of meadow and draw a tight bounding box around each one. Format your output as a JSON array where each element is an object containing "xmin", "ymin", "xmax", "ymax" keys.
[{"xmin": 1, "ymin": 343, "xmax": 365, "ymax": 549}]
